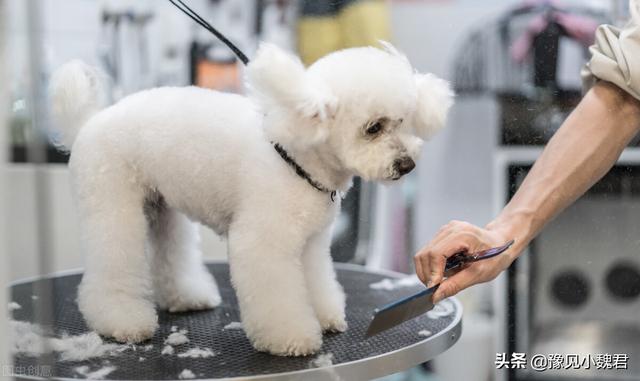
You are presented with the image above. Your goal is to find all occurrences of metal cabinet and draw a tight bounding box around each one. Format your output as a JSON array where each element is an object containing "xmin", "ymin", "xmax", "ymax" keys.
[{"xmin": 494, "ymin": 148, "xmax": 640, "ymax": 381}]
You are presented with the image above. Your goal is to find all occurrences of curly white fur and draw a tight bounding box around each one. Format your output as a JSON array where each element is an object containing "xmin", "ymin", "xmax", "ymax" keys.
[{"xmin": 49, "ymin": 43, "xmax": 453, "ymax": 356}]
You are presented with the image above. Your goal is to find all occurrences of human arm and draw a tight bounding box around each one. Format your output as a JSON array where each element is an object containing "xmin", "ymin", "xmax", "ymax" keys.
[{"xmin": 415, "ymin": 81, "xmax": 640, "ymax": 303}]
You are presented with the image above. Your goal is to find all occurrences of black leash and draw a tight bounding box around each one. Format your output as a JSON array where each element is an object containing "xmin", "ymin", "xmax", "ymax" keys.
[
  {"xmin": 167, "ymin": 0, "xmax": 249, "ymax": 65},
  {"xmin": 273, "ymin": 143, "xmax": 338, "ymax": 202}
]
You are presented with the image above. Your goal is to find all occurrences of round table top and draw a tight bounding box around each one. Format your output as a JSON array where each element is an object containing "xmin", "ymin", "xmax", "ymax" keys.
[{"xmin": 9, "ymin": 262, "xmax": 462, "ymax": 380}]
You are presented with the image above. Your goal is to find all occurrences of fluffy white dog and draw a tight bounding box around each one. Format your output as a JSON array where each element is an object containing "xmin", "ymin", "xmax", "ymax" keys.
[{"xmin": 49, "ymin": 43, "xmax": 453, "ymax": 356}]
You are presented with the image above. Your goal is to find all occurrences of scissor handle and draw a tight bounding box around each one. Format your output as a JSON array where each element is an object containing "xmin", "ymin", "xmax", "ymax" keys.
[
  {"xmin": 473, "ymin": 239, "xmax": 515, "ymax": 261},
  {"xmin": 443, "ymin": 240, "xmax": 515, "ymax": 276}
]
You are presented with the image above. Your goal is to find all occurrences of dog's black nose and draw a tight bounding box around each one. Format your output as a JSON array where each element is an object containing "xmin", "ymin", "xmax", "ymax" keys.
[{"xmin": 394, "ymin": 157, "xmax": 415, "ymax": 176}]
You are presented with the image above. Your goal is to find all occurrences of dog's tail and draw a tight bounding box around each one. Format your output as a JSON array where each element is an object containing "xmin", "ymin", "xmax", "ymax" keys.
[{"xmin": 49, "ymin": 60, "xmax": 107, "ymax": 150}]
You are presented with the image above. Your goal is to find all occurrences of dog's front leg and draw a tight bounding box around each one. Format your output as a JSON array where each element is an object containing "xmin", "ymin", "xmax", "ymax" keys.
[
  {"xmin": 228, "ymin": 216, "xmax": 322, "ymax": 356},
  {"xmin": 303, "ymin": 228, "xmax": 347, "ymax": 333}
]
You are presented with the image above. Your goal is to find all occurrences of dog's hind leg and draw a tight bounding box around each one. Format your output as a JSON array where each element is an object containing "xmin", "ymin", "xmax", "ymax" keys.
[
  {"xmin": 147, "ymin": 199, "xmax": 221, "ymax": 312},
  {"xmin": 302, "ymin": 228, "xmax": 347, "ymax": 333},
  {"xmin": 75, "ymin": 168, "xmax": 158, "ymax": 343},
  {"xmin": 227, "ymin": 213, "xmax": 322, "ymax": 356}
]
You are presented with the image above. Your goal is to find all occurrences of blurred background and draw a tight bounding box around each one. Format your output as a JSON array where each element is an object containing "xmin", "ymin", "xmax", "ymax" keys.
[{"xmin": 1, "ymin": 0, "xmax": 639, "ymax": 380}]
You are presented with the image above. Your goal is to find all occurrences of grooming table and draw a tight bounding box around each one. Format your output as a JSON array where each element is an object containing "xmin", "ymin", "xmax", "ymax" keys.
[{"xmin": 10, "ymin": 263, "xmax": 462, "ymax": 380}]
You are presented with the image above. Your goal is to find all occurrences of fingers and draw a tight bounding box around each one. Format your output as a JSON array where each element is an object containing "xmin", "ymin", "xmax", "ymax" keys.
[
  {"xmin": 433, "ymin": 271, "xmax": 474, "ymax": 304},
  {"xmin": 415, "ymin": 220, "xmax": 517, "ymax": 303},
  {"xmin": 432, "ymin": 266, "xmax": 479, "ymax": 304},
  {"xmin": 414, "ymin": 220, "xmax": 501, "ymax": 289},
  {"xmin": 414, "ymin": 221, "xmax": 464, "ymax": 284},
  {"xmin": 415, "ymin": 227, "xmax": 479, "ymax": 287},
  {"xmin": 432, "ymin": 254, "xmax": 512, "ymax": 303},
  {"xmin": 426, "ymin": 238, "xmax": 471, "ymax": 287},
  {"xmin": 414, "ymin": 254, "xmax": 427, "ymax": 284}
]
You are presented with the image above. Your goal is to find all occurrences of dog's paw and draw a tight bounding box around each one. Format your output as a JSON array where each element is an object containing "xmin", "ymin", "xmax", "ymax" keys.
[
  {"xmin": 252, "ymin": 331, "xmax": 323, "ymax": 357},
  {"xmin": 309, "ymin": 290, "xmax": 347, "ymax": 333},
  {"xmin": 318, "ymin": 313, "xmax": 348, "ymax": 333},
  {"xmin": 155, "ymin": 272, "xmax": 222, "ymax": 313},
  {"xmin": 79, "ymin": 291, "xmax": 158, "ymax": 343},
  {"xmin": 111, "ymin": 316, "xmax": 158, "ymax": 343},
  {"xmin": 161, "ymin": 290, "xmax": 222, "ymax": 313},
  {"xmin": 246, "ymin": 319, "xmax": 323, "ymax": 356}
]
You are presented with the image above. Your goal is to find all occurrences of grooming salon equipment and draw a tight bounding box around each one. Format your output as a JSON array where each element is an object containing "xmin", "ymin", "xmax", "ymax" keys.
[{"xmin": 9, "ymin": 263, "xmax": 461, "ymax": 380}]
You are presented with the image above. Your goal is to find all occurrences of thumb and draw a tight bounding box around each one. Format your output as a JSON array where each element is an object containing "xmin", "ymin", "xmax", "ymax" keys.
[{"xmin": 432, "ymin": 269, "xmax": 477, "ymax": 304}]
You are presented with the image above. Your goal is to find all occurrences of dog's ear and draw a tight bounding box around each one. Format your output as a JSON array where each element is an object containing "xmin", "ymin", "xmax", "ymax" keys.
[
  {"xmin": 246, "ymin": 43, "xmax": 337, "ymax": 122},
  {"xmin": 412, "ymin": 73, "xmax": 454, "ymax": 139},
  {"xmin": 379, "ymin": 40, "xmax": 410, "ymax": 67}
]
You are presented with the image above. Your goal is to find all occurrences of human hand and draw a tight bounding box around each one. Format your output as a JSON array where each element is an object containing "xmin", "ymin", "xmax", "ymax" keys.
[{"xmin": 414, "ymin": 220, "xmax": 516, "ymax": 303}]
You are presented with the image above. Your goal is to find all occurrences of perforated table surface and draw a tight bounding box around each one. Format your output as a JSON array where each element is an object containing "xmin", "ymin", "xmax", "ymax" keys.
[{"xmin": 9, "ymin": 263, "xmax": 462, "ymax": 380}]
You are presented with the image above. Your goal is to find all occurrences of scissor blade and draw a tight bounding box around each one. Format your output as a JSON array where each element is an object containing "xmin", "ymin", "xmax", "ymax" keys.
[{"xmin": 365, "ymin": 285, "xmax": 438, "ymax": 338}]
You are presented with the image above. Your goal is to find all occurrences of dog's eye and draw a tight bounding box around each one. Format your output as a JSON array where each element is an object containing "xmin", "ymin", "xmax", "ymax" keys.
[{"xmin": 366, "ymin": 122, "xmax": 383, "ymax": 135}]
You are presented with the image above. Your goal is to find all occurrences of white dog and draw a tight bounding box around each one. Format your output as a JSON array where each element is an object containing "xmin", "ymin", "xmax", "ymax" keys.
[{"xmin": 49, "ymin": 43, "xmax": 453, "ymax": 356}]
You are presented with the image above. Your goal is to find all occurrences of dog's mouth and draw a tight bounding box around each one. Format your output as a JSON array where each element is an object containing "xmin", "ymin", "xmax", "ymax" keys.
[{"xmin": 389, "ymin": 171, "xmax": 409, "ymax": 181}]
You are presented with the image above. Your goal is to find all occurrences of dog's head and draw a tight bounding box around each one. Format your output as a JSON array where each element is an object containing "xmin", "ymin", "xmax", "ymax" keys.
[{"xmin": 246, "ymin": 43, "xmax": 453, "ymax": 181}]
